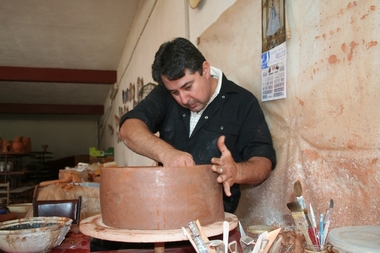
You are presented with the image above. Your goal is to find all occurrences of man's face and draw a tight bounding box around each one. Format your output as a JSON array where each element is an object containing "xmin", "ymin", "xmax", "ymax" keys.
[{"xmin": 161, "ymin": 61, "xmax": 215, "ymax": 113}]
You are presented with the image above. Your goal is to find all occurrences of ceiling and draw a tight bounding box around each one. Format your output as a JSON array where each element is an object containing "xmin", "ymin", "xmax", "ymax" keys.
[{"xmin": 0, "ymin": 0, "xmax": 142, "ymax": 115}]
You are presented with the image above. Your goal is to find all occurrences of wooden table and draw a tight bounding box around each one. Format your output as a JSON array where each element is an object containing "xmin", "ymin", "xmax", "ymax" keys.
[{"xmin": 0, "ymin": 213, "xmax": 17, "ymax": 222}]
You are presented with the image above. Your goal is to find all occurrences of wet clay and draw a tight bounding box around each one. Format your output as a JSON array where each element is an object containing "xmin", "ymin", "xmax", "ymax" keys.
[{"xmin": 100, "ymin": 165, "xmax": 225, "ymax": 230}]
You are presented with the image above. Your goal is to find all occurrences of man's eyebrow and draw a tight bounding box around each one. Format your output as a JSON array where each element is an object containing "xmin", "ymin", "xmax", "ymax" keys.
[{"xmin": 167, "ymin": 81, "xmax": 192, "ymax": 92}]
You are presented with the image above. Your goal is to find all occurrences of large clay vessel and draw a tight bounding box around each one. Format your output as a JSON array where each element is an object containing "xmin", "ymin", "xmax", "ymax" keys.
[{"xmin": 100, "ymin": 165, "xmax": 224, "ymax": 230}]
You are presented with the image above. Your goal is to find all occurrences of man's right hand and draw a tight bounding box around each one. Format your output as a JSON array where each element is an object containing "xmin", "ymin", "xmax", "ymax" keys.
[
  {"xmin": 161, "ymin": 150, "xmax": 195, "ymax": 167},
  {"xmin": 120, "ymin": 118, "xmax": 195, "ymax": 167}
]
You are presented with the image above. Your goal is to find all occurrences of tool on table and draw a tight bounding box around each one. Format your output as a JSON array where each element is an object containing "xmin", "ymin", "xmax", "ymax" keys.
[
  {"xmin": 208, "ymin": 240, "xmax": 224, "ymax": 253},
  {"xmin": 294, "ymin": 180, "xmax": 306, "ymax": 210},
  {"xmin": 228, "ymin": 241, "xmax": 238, "ymax": 253},
  {"xmin": 258, "ymin": 238, "xmax": 269, "ymax": 253},
  {"xmin": 182, "ymin": 227, "xmax": 199, "ymax": 253},
  {"xmin": 322, "ymin": 199, "xmax": 334, "ymax": 243},
  {"xmin": 294, "ymin": 181, "xmax": 319, "ymax": 247},
  {"xmin": 238, "ymin": 221, "xmax": 255, "ymax": 253},
  {"xmin": 287, "ymin": 201, "xmax": 314, "ymax": 247},
  {"xmin": 319, "ymin": 213, "xmax": 324, "ymax": 246},
  {"xmin": 188, "ymin": 220, "xmax": 211, "ymax": 253},
  {"xmin": 223, "ymin": 221, "xmax": 229, "ymax": 253}
]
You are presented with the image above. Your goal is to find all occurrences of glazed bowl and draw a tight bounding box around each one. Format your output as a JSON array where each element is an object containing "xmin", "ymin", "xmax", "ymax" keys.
[{"xmin": 0, "ymin": 216, "xmax": 72, "ymax": 253}]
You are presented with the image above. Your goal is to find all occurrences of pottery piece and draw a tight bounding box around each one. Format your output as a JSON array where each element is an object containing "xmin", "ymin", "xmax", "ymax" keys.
[
  {"xmin": 1, "ymin": 141, "xmax": 11, "ymax": 153},
  {"xmin": 12, "ymin": 139, "xmax": 24, "ymax": 153},
  {"xmin": 100, "ymin": 165, "xmax": 224, "ymax": 230},
  {"xmin": 41, "ymin": 144, "xmax": 48, "ymax": 152},
  {"xmin": 22, "ymin": 137, "xmax": 31, "ymax": 153}
]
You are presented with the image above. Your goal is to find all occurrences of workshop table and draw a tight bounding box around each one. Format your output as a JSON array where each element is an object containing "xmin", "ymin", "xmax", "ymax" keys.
[{"xmin": 49, "ymin": 225, "xmax": 242, "ymax": 253}]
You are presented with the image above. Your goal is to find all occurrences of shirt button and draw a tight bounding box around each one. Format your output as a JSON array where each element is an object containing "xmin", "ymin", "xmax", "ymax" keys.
[
  {"xmin": 220, "ymin": 126, "xmax": 224, "ymax": 130},
  {"xmin": 204, "ymin": 116, "xmax": 208, "ymax": 119},
  {"xmin": 222, "ymin": 95, "xmax": 225, "ymax": 99},
  {"xmin": 183, "ymin": 114, "xmax": 186, "ymax": 117}
]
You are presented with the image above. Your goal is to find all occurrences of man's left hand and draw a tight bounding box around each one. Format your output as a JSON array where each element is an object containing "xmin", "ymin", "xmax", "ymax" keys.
[{"xmin": 211, "ymin": 135, "xmax": 238, "ymax": 197}]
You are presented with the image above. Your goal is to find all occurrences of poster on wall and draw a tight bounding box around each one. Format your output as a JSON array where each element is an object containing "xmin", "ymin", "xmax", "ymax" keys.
[{"xmin": 261, "ymin": 0, "xmax": 286, "ymax": 102}]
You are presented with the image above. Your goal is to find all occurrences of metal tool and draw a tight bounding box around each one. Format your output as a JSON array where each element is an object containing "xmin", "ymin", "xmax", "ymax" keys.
[
  {"xmin": 208, "ymin": 240, "xmax": 224, "ymax": 253},
  {"xmin": 228, "ymin": 241, "xmax": 238, "ymax": 253},
  {"xmin": 238, "ymin": 221, "xmax": 255, "ymax": 253},
  {"xmin": 188, "ymin": 221, "xmax": 210, "ymax": 253}
]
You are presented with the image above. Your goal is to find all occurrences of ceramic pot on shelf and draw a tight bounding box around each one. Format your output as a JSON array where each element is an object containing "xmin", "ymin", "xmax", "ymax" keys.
[
  {"xmin": 12, "ymin": 137, "xmax": 24, "ymax": 153},
  {"xmin": 22, "ymin": 137, "xmax": 31, "ymax": 153},
  {"xmin": 1, "ymin": 141, "xmax": 11, "ymax": 153}
]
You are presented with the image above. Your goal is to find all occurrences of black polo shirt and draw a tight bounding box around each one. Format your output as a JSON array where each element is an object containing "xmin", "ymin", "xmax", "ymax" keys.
[{"xmin": 120, "ymin": 73, "xmax": 276, "ymax": 212}]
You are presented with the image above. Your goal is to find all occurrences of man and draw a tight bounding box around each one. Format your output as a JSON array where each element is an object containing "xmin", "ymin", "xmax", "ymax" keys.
[{"xmin": 119, "ymin": 37, "xmax": 276, "ymax": 213}]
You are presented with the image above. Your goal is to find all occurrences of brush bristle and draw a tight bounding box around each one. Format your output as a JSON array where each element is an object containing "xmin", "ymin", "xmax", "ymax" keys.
[
  {"xmin": 330, "ymin": 199, "xmax": 334, "ymax": 208},
  {"xmin": 287, "ymin": 201, "xmax": 303, "ymax": 212},
  {"xmin": 294, "ymin": 180, "xmax": 303, "ymax": 197}
]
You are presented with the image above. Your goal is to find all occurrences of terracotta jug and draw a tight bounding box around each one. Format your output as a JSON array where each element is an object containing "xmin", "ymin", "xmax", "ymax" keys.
[
  {"xmin": 12, "ymin": 137, "xmax": 24, "ymax": 153},
  {"xmin": 22, "ymin": 137, "xmax": 31, "ymax": 153}
]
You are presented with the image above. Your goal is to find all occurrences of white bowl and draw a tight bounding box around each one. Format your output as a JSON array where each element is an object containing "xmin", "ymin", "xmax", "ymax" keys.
[
  {"xmin": 0, "ymin": 216, "xmax": 72, "ymax": 253},
  {"xmin": 7, "ymin": 203, "xmax": 32, "ymax": 218}
]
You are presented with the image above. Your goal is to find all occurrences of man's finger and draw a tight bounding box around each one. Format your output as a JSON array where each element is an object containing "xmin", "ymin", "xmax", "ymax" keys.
[
  {"xmin": 223, "ymin": 182, "xmax": 232, "ymax": 197},
  {"xmin": 217, "ymin": 135, "xmax": 227, "ymax": 152}
]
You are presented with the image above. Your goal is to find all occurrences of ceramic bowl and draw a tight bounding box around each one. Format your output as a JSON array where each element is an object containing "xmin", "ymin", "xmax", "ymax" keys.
[
  {"xmin": 0, "ymin": 216, "xmax": 72, "ymax": 253},
  {"xmin": 7, "ymin": 203, "xmax": 32, "ymax": 218}
]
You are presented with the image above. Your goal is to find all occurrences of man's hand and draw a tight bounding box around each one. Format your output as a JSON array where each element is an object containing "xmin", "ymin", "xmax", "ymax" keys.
[
  {"xmin": 211, "ymin": 135, "xmax": 238, "ymax": 197},
  {"xmin": 211, "ymin": 135, "xmax": 273, "ymax": 197},
  {"xmin": 161, "ymin": 150, "xmax": 195, "ymax": 167}
]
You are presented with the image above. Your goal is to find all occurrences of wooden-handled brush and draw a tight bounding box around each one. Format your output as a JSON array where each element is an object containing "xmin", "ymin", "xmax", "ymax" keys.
[
  {"xmin": 287, "ymin": 201, "xmax": 314, "ymax": 247},
  {"xmin": 293, "ymin": 181, "xmax": 319, "ymax": 247}
]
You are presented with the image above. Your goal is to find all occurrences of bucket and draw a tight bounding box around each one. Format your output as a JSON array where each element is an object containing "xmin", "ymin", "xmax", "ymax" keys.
[{"xmin": 328, "ymin": 226, "xmax": 380, "ymax": 253}]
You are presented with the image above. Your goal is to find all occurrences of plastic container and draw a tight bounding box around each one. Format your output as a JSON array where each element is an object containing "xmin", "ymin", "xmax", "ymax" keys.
[{"xmin": 328, "ymin": 226, "xmax": 380, "ymax": 253}]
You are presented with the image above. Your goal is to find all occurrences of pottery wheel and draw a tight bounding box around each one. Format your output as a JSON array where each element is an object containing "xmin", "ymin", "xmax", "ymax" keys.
[{"xmin": 80, "ymin": 212, "xmax": 237, "ymax": 243}]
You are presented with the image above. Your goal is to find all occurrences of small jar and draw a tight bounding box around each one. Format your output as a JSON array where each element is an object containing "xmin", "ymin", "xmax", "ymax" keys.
[
  {"xmin": 304, "ymin": 244, "xmax": 327, "ymax": 253},
  {"xmin": 247, "ymin": 225, "xmax": 275, "ymax": 241},
  {"xmin": 0, "ymin": 162, "xmax": 4, "ymax": 172}
]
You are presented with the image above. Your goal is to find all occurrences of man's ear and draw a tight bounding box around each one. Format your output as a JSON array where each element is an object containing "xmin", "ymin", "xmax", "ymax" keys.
[{"xmin": 202, "ymin": 61, "xmax": 211, "ymax": 77}]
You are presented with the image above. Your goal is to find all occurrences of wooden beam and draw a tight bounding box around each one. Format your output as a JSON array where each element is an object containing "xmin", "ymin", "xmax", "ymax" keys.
[
  {"xmin": 0, "ymin": 66, "xmax": 116, "ymax": 84},
  {"xmin": 0, "ymin": 104, "xmax": 104, "ymax": 115}
]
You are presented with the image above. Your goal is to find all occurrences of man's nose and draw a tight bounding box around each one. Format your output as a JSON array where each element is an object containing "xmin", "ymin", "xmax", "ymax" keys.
[{"xmin": 179, "ymin": 91, "xmax": 190, "ymax": 104}]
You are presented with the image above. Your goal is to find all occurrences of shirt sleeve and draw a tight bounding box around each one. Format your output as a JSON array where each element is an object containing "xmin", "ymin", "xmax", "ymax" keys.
[
  {"xmin": 119, "ymin": 84, "xmax": 168, "ymax": 133},
  {"xmin": 236, "ymin": 94, "xmax": 277, "ymax": 169}
]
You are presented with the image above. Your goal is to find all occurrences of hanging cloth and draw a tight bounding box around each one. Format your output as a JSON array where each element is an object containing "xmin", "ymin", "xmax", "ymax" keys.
[{"xmin": 266, "ymin": 5, "xmax": 281, "ymax": 36}]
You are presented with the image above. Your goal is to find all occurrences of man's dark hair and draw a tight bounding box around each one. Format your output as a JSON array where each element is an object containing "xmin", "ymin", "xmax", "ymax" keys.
[{"xmin": 152, "ymin": 37, "xmax": 206, "ymax": 85}]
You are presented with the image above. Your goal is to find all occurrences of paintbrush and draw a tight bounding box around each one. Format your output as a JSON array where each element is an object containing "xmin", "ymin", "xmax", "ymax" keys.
[
  {"xmin": 322, "ymin": 199, "xmax": 334, "ymax": 243},
  {"xmin": 294, "ymin": 180, "xmax": 307, "ymax": 210},
  {"xmin": 293, "ymin": 181, "xmax": 319, "ymax": 247},
  {"xmin": 287, "ymin": 201, "xmax": 314, "ymax": 247}
]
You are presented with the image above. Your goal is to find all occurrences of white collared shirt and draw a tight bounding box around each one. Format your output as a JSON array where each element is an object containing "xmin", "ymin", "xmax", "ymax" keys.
[{"xmin": 189, "ymin": 66, "xmax": 222, "ymax": 136}]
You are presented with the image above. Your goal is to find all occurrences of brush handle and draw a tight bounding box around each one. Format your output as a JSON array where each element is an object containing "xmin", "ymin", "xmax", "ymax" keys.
[{"xmin": 319, "ymin": 214, "xmax": 324, "ymax": 245}]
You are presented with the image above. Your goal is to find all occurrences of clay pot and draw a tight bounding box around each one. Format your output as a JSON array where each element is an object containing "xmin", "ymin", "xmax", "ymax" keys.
[
  {"xmin": 41, "ymin": 145, "xmax": 48, "ymax": 153},
  {"xmin": 100, "ymin": 165, "xmax": 224, "ymax": 230},
  {"xmin": 12, "ymin": 139, "xmax": 24, "ymax": 153},
  {"xmin": 1, "ymin": 141, "xmax": 11, "ymax": 153},
  {"xmin": 13, "ymin": 136, "xmax": 22, "ymax": 142},
  {"xmin": 22, "ymin": 137, "xmax": 31, "ymax": 153}
]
